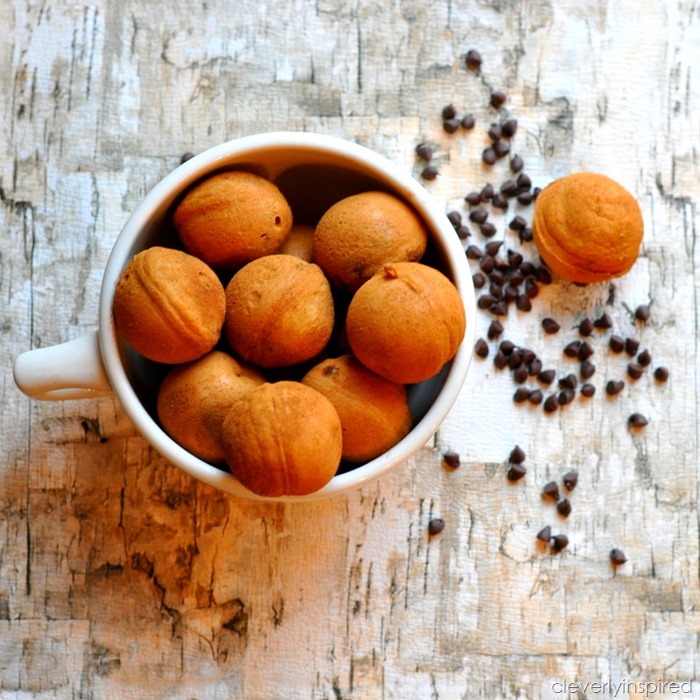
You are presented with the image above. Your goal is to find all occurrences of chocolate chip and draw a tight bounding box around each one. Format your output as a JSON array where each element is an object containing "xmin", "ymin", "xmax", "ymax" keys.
[
  {"xmin": 469, "ymin": 208, "xmax": 489, "ymax": 224},
  {"xmin": 536, "ymin": 525, "xmax": 552, "ymax": 543},
  {"xmin": 443, "ymin": 118, "xmax": 461, "ymax": 134},
  {"xmin": 465, "ymin": 191, "xmax": 482, "ymax": 206},
  {"xmin": 519, "ymin": 261, "xmax": 536, "ymax": 277},
  {"xmin": 480, "ymin": 223, "xmax": 498, "ymax": 238},
  {"xmin": 510, "ymin": 154, "xmax": 524, "ymax": 173},
  {"xmin": 562, "ymin": 471, "xmax": 578, "ymax": 491},
  {"xmin": 654, "ymin": 366, "xmax": 669, "ymax": 382},
  {"xmin": 442, "ymin": 104, "xmax": 457, "ymax": 120},
  {"xmin": 578, "ymin": 318, "xmax": 594, "ymax": 336},
  {"xmin": 637, "ymin": 349, "xmax": 652, "ymax": 367},
  {"xmin": 415, "ymin": 142, "xmax": 433, "ymax": 161},
  {"xmin": 635, "ymin": 304, "xmax": 651, "ymax": 322},
  {"xmin": 466, "ymin": 244, "xmax": 482, "ymax": 260},
  {"xmin": 493, "ymin": 140, "xmax": 510, "ymax": 159},
  {"xmin": 501, "ymin": 119, "xmax": 518, "ymax": 138},
  {"xmin": 509, "ymin": 215, "xmax": 527, "ymax": 232},
  {"xmin": 628, "ymin": 413, "xmax": 648, "ymax": 428},
  {"xmin": 558, "ymin": 388, "xmax": 575, "ymax": 406},
  {"xmin": 472, "ymin": 272, "xmax": 486, "ymax": 289},
  {"xmin": 551, "ymin": 534, "xmax": 569, "ymax": 552},
  {"xmin": 528, "ymin": 357, "xmax": 543, "ymax": 376},
  {"xmin": 491, "ymin": 193, "xmax": 508, "ymax": 210},
  {"xmin": 421, "ymin": 165, "xmax": 438, "ymax": 180},
  {"xmin": 494, "ymin": 350, "xmax": 508, "ymax": 369},
  {"xmin": 609, "ymin": 335, "xmax": 625, "ymax": 353},
  {"xmin": 506, "ymin": 463, "xmax": 527, "ymax": 481},
  {"xmin": 512, "ymin": 387, "xmax": 531, "ymax": 403},
  {"xmin": 580, "ymin": 360, "xmax": 596, "ymax": 380},
  {"xmin": 480, "ymin": 183, "xmax": 495, "ymax": 202},
  {"xmin": 465, "ymin": 49, "xmax": 482, "ymax": 70},
  {"xmin": 513, "ymin": 367, "xmax": 529, "ymax": 384},
  {"xmin": 456, "ymin": 225, "xmax": 471, "ymax": 240},
  {"xmin": 543, "ymin": 394, "xmax": 559, "ymax": 413},
  {"xmin": 580, "ymin": 383, "xmax": 596, "ymax": 397},
  {"xmin": 516, "ymin": 172, "xmax": 531, "ymax": 190},
  {"xmin": 528, "ymin": 389, "xmax": 543, "ymax": 405},
  {"xmin": 428, "ymin": 518, "xmax": 445, "ymax": 536},
  {"xmin": 564, "ymin": 341, "xmax": 583, "ymax": 358},
  {"xmin": 490, "ymin": 90, "xmax": 507, "ymax": 109},
  {"xmin": 500, "ymin": 179, "xmax": 518, "ymax": 197},
  {"xmin": 485, "ymin": 241, "xmax": 503, "ymax": 256},
  {"xmin": 508, "ymin": 349, "xmax": 523, "ymax": 369},
  {"xmin": 443, "ymin": 450, "xmax": 461, "ymax": 468},
  {"xmin": 542, "ymin": 318, "xmax": 560, "ymax": 334},
  {"xmin": 480, "ymin": 256, "xmax": 495, "ymax": 273},
  {"xmin": 517, "ymin": 191, "xmax": 534, "ymax": 206},
  {"xmin": 500, "ymin": 340, "xmax": 515, "ymax": 356},
  {"xmin": 593, "ymin": 312, "xmax": 613, "ymax": 329},
  {"xmin": 475, "ymin": 338, "xmax": 489, "ymax": 358},
  {"xmin": 625, "ymin": 337, "xmax": 640, "ymax": 356},
  {"xmin": 534, "ymin": 266, "xmax": 552, "ymax": 285},
  {"xmin": 578, "ymin": 341, "xmax": 594, "ymax": 361},
  {"xmin": 605, "ymin": 379, "xmax": 625, "ymax": 396},
  {"xmin": 487, "ymin": 320, "xmax": 504, "ymax": 340},
  {"xmin": 461, "ymin": 114, "xmax": 476, "ymax": 130},
  {"xmin": 524, "ymin": 279, "xmax": 539, "ymax": 299},
  {"xmin": 507, "ymin": 250, "xmax": 523, "ymax": 268},
  {"xmin": 488, "ymin": 123, "xmax": 502, "ymax": 141},
  {"xmin": 543, "ymin": 481, "xmax": 560, "ymax": 501},
  {"xmin": 509, "ymin": 445, "xmax": 526, "ymax": 464},
  {"xmin": 519, "ymin": 227, "xmax": 533, "ymax": 243},
  {"xmin": 610, "ymin": 548, "xmax": 627, "ymax": 565},
  {"xmin": 556, "ymin": 498, "xmax": 572, "ymax": 517},
  {"xmin": 482, "ymin": 147, "xmax": 497, "ymax": 165},
  {"xmin": 559, "ymin": 373, "xmax": 577, "ymax": 390},
  {"xmin": 180, "ymin": 151, "xmax": 196, "ymax": 164},
  {"xmin": 447, "ymin": 211, "xmax": 462, "ymax": 227},
  {"xmin": 516, "ymin": 294, "xmax": 532, "ymax": 312},
  {"xmin": 627, "ymin": 363, "xmax": 644, "ymax": 380},
  {"xmin": 537, "ymin": 369, "xmax": 556, "ymax": 385}
]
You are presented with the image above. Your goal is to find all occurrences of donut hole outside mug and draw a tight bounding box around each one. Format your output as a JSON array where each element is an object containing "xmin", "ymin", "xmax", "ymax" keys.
[{"xmin": 13, "ymin": 132, "xmax": 477, "ymax": 502}]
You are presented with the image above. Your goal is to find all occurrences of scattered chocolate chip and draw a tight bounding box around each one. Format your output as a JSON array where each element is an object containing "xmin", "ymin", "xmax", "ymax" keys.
[
  {"xmin": 461, "ymin": 114, "xmax": 476, "ymax": 130},
  {"xmin": 543, "ymin": 481, "xmax": 560, "ymax": 501},
  {"xmin": 578, "ymin": 318, "xmax": 594, "ymax": 336},
  {"xmin": 487, "ymin": 320, "xmax": 504, "ymax": 340},
  {"xmin": 487, "ymin": 123, "xmax": 502, "ymax": 141},
  {"xmin": 494, "ymin": 350, "xmax": 508, "ymax": 369},
  {"xmin": 480, "ymin": 183, "xmax": 495, "ymax": 201},
  {"xmin": 180, "ymin": 151, "xmax": 196, "ymax": 164},
  {"xmin": 509, "ymin": 215, "xmax": 527, "ymax": 232},
  {"xmin": 455, "ymin": 225, "xmax": 471, "ymax": 239},
  {"xmin": 517, "ymin": 191, "xmax": 534, "ymax": 206},
  {"xmin": 480, "ymin": 256, "xmax": 495, "ymax": 273},
  {"xmin": 509, "ymin": 445, "xmax": 526, "ymax": 464},
  {"xmin": 543, "ymin": 394, "xmax": 559, "ymax": 413},
  {"xmin": 510, "ymin": 154, "xmax": 524, "ymax": 173},
  {"xmin": 627, "ymin": 363, "xmax": 644, "ymax": 380},
  {"xmin": 625, "ymin": 338, "xmax": 640, "ymax": 356},
  {"xmin": 482, "ymin": 147, "xmax": 497, "ymax": 165},
  {"xmin": 536, "ymin": 525, "xmax": 552, "ymax": 543},
  {"xmin": 556, "ymin": 498, "xmax": 572, "ymax": 517},
  {"xmin": 528, "ymin": 358, "xmax": 543, "ymax": 376},
  {"xmin": 534, "ymin": 266, "xmax": 552, "ymax": 285},
  {"xmin": 472, "ymin": 272, "xmax": 486, "ymax": 289},
  {"xmin": 580, "ymin": 360, "xmax": 596, "ymax": 380},
  {"xmin": 637, "ymin": 349, "xmax": 652, "ymax": 367},
  {"xmin": 516, "ymin": 172, "xmax": 531, "ymax": 190},
  {"xmin": 443, "ymin": 118, "xmax": 461, "ymax": 134},
  {"xmin": 513, "ymin": 387, "xmax": 531, "ymax": 403},
  {"xmin": 428, "ymin": 518, "xmax": 445, "ymax": 536},
  {"xmin": 466, "ymin": 244, "xmax": 483, "ymax": 260},
  {"xmin": 475, "ymin": 338, "xmax": 489, "ymax": 358},
  {"xmin": 501, "ymin": 119, "xmax": 518, "ymax": 138},
  {"xmin": 519, "ymin": 261, "xmax": 536, "ymax": 276},
  {"xmin": 580, "ymin": 383, "xmax": 596, "ymax": 397},
  {"xmin": 469, "ymin": 208, "xmax": 489, "ymax": 225},
  {"xmin": 508, "ymin": 349, "xmax": 523, "ymax": 369},
  {"xmin": 537, "ymin": 369, "xmax": 556, "ymax": 385},
  {"xmin": 507, "ymin": 463, "xmax": 527, "ymax": 481},
  {"xmin": 500, "ymin": 340, "xmax": 516, "ymax": 356},
  {"xmin": 500, "ymin": 179, "xmax": 518, "ymax": 197},
  {"xmin": 491, "ymin": 193, "xmax": 508, "ymax": 210},
  {"xmin": 605, "ymin": 379, "xmax": 625, "ymax": 396},
  {"xmin": 578, "ymin": 341, "xmax": 594, "ymax": 361},
  {"xmin": 528, "ymin": 389, "xmax": 543, "ymax": 405},
  {"xmin": 557, "ymin": 388, "xmax": 575, "ymax": 406},
  {"xmin": 421, "ymin": 165, "xmax": 438, "ymax": 180},
  {"xmin": 559, "ymin": 373, "xmax": 578, "ymax": 390},
  {"xmin": 542, "ymin": 318, "xmax": 560, "ymax": 334},
  {"xmin": 593, "ymin": 312, "xmax": 613, "ymax": 329},
  {"xmin": 609, "ymin": 335, "xmax": 625, "ymax": 353},
  {"xmin": 564, "ymin": 341, "xmax": 583, "ymax": 358},
  {"xmin": 442, "ymin": 103, "xmax": 457, "ymax": 120},
  {"xmin": 493, "ymin": 140, "xmax": 511, "ymax": 159},
  {"xmin": 519, "ymin": 227, "xmax": 533, "ymax": 243},
  {"xmin": 485, "ymin": 240, "xmax": 503, "ymax": 257},
  {"xmin": 635, "ymin": 304, "xmax": 651, "ymax": 322},
  {"xmin": 443, "ymin": 450, "xmax": 461, "ymax": 468},
  {"xmin": 465, "ymin": 191, "xmax": 482, "ymax": 206},
  {"xmin": 415, "ymin": 142, "xmax": 433, "ymax": 161},
  {"xmin": 465, "ymin": 49, "xmax": 482, "ymax": 70},
  {"xmin": 507, "ymin": 250, "xmax": 523, "ymax": 268},
  {"xmin": 562, "ymin": 471, "xmax": 578, "ymax": 491},
  {"xmin": 628, "ymin": 413, "xmax": 648, "ymax": 428},
  {"xmin": 654, "ymin": 366, "xmax": 669, "ymax": 382},
  {"xmin": 524, "ymin": 279, "xmax": 539, "ymax": 299},
  {"xmin": 490, "ymin": 90, "xmax": 507, "ymax": 109},
  {"xmin": 551, "ymin": 534, "xmax": 569, "ymax": 552},
  {"xmin": 447, "ymin": 210, "xmax": 462, "ymax": 227},
  {"xmin": 516, "ymin": 294, "xmax": 532, "ymax": 312},
  {"xmin": 513, "ymin": 367, "xmax": 529, "ymax": 384},
  {"xmin": 610, "ymin": 548, "xmax": 627, "ymax": 565}
]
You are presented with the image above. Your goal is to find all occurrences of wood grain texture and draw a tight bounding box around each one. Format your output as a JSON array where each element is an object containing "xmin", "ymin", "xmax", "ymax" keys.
[{"xmin": 2, "ymin": 0, "xmax": 699, "ymax": 698}]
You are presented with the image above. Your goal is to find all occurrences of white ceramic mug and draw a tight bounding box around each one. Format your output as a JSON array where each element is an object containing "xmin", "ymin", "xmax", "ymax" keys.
[{"xmin": 13, "ymin": 132, "xmax": 476, "ymax": 501}]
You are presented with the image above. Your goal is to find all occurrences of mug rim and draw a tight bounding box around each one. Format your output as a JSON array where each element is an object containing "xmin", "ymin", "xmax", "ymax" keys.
[{"xmin": 99, "ymin": 131, "xmax": 476, "ymax": 501}]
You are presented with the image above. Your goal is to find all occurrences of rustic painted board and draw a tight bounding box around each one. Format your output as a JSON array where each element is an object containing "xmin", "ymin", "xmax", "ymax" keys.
[{"xmin": 1, "ymin": 0, "xmax": 699, "ymax": 698}]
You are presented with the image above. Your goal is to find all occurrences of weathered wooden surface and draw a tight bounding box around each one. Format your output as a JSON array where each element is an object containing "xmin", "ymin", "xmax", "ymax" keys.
[{"xmin": 2, "ymin": 0, "xmax": 699, "ymax": 698}]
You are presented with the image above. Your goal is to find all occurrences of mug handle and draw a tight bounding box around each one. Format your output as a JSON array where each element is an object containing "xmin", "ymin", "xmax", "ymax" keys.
[{"xmin": 13, "ymin": 330, "xmax": 114, "ymax": 400}]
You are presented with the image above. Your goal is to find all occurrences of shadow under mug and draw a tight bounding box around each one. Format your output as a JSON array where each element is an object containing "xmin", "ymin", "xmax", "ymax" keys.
[{"xmin": 13, "ymin": 132, "xmax": 476, "ymax": 501}]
